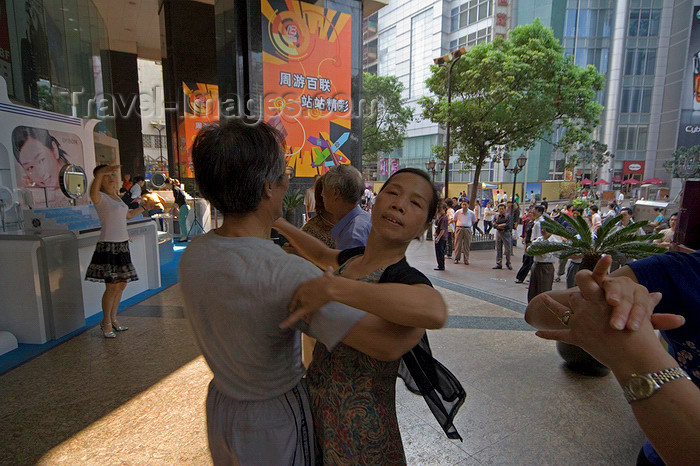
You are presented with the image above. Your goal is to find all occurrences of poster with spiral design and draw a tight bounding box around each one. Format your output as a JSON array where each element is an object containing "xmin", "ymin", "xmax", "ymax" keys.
[{"xmin": 262, "ymin": 0, "xmax": 352, "ymax": 178}]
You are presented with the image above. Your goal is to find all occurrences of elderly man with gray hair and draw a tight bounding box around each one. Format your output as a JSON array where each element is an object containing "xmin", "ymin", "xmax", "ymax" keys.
[{"xmin": 322, "ymin": 164, "xmax": 372, "ymax": 249}]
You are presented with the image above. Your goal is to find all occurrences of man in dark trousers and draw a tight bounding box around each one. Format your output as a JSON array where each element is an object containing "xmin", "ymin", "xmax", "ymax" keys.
[
  {"xmin": 493, "ymin": 203, "xmax": 513, "ymax": 270},
  {"xmin": 515, "ymin": 207, "xmax": 534, "ymax": 283}
]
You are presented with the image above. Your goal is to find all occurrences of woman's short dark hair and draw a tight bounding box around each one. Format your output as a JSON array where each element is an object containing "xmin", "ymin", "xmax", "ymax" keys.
[
  {"xmin": 192, "ymin": 118, "xmax": 285, "ymax": 214},
  {"xmin": 379, "ymin": 168, "xmax": 439, "ymax": 223},
  {"xmin": 12, "ymin": 126, "xmax": 70, "ymax": 164},
  {"xmin": 133, "ymin": 176, "xmax": 145, "ymax": 183}
]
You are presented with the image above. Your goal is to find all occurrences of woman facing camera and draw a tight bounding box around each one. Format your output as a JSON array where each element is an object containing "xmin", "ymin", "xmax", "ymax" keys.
[
  {"xmin": 12, "ymin": 126, "xmax": 73, "ymax": 207},
  {"xmin": 274, "ymin": 168, "xmax": 465, "ymax": 464}
]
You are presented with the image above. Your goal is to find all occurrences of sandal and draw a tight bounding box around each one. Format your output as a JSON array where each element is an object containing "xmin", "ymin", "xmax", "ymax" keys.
[{"xmin": 100, "ymin": 323, "xmax": 116, "ymax": 338}]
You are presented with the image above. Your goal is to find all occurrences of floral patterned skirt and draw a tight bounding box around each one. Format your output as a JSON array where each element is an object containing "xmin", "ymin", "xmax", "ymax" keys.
[
  {"xmin": 85, "ymin": 241, "xmax": 138, "ymax": 284},
  {"xmin": 307, "ymin": 341, "xmax": 405, "ymax": 465}
]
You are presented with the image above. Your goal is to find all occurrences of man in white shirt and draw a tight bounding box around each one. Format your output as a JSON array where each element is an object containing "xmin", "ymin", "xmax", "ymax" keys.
[{"xmin": 453, "ymin": 201, "xmax": 476, "ymax": 265}]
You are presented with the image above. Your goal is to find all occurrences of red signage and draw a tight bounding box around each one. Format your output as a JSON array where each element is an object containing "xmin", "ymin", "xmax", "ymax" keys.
[{"xmin": 623, "ymin": 160, "xmax": 645, "ymax": 175}]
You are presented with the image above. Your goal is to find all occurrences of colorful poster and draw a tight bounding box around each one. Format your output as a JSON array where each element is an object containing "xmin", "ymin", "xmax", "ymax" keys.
[
  {"xmin": 262, "ymin": 0, "xmax": 352, "ymax": 177},
  {"xmin": 390, "ymin": 158, "xmax": 399, "ymax": 174},
  {"xmin": 12, "ymin": 126, "xmax": 87, "ymax": 208},
  {"xmin": 379, "ymin": 157, "xmax": 388, "ymax": 175},
  {"xmin": 178, "ymin": 82, "xmax": 219, "ymax": 178}
]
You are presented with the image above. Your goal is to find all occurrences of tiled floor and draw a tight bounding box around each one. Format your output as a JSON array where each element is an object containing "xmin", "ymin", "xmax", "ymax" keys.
[{"xmin": 0, "ymin": 239, "xmax": 646, "ymax": 465}]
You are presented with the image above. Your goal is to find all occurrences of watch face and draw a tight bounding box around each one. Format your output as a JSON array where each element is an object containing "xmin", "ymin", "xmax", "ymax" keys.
[{"xmin": 629, "ymin": 375, "xmax": 656, "ymax": 398}]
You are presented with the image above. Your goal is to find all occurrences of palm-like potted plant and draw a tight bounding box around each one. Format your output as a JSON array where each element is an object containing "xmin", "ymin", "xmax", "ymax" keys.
[
  {"xmin": 283, "ymin": 190, "xmax": 305, "ymax": 226},
  {"xmin": 527, "ymin": 212, "xmax": 666, "ymax": 375}
]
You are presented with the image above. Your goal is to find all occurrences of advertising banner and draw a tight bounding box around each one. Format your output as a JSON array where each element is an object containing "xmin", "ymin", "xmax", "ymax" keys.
[
  {"xmin": 390, "ymin": 158, "xmax": 399, "ymax": 174},
  {"xmin": 379, "ymin": 157, "xmax": 388, "ymax": 175},
  {"xmin": 178, "ymin": 82, "xmax": 219, "ymax": 178},
  {"xmin": 262, "ymin": 0, "xmax": 353, "ymax": 178},
  {"xmin": 678, "ymin": 5, "xmax": 700, "ymax": 148}
]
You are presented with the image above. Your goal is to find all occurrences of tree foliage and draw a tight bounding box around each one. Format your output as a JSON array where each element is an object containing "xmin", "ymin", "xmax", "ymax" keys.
[
  {"xmin": 419, "ymin": 20, "xmax": 604, "ymax": 208},
  {"xmin": 664, "ymin": 145, "xmax": 700, "ymax": 179},
  {"xmin": 576, "ymin": 140, "xmax": 612, "ymax": 177},
  {"xmin": 362, "ymin": 73, "xmax": 413, "ymax": 163}
]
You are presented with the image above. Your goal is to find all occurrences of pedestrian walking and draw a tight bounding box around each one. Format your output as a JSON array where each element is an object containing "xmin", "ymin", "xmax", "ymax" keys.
[{"xmin": 434, "ymin": 202, "xmax": 448, "ymax": 270}]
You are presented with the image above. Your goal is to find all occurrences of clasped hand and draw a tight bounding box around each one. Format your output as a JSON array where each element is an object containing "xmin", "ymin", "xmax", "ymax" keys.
[{"xmin": 279, "ymin": 267, "xmax": 337, "ymax": 329}]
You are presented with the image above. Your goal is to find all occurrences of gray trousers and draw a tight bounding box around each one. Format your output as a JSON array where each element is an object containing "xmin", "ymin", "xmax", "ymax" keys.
[
  {"xmin": 454, "ymin": 227, "xmax": 472, "ymax": 263},
  {"xmin": 496, "ymin": 230, "xmax": 512, "ymax": 267},
  {"xmin": 528, "ymin": 262, "xmax": 554, "ymax": 302}
]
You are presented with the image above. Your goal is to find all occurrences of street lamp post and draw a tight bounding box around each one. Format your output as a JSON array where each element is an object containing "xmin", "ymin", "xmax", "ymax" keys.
[
  {"xmin": 434, "ymin": 47, "xmax": 466, "ymax": 199},
  {"xmin": 502, "ymin": 153, "xmax": 527, "ymax": 202},
  {"xmin": 151, "ymin": 121, "xmax": 166, "ymax": 172},
  {"xmin": 424, "ymin": 159, "xmax": 445, "ymax": 240}
]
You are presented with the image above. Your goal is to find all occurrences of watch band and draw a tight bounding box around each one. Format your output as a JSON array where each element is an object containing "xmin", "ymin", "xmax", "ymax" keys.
[{"xmin": 623, "ymin": 367, "xmax": 691, "ymax": 403}]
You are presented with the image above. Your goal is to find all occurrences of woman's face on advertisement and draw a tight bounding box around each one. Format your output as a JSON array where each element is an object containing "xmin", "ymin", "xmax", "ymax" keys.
[{"xmin": 18, "ymin": 137, "xmax": 62, "ymax": 188}]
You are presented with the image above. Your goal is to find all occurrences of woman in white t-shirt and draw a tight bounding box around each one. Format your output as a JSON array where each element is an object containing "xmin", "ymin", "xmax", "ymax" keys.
[
  {"xmin": 483, "ymin": 201, "xmax": 496, "ymax": 235},
  {"xmin": 85, "ymin": 164, "xmax": 151, "ymax": 338}
]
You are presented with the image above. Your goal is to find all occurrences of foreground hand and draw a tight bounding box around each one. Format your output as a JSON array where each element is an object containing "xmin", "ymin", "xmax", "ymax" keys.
[
  {"xmin": 280, "ymin": 267, "xmax": 336, "ymax": 329},
  {"xmin": 576, "ymin": 255, "xmax": 680, "ymax": 331},
  {"xmin": 534, "ymin": 292, "xmax": 664, "ymax": 368}
]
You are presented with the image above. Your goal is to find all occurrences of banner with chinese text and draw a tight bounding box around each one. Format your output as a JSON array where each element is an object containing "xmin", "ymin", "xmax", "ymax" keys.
[{"xmin": 262, "ymin": 0, "xmax": 352, "ymax": 177}]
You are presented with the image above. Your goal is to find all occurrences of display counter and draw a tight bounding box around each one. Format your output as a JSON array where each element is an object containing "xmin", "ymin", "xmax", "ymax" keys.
[
  {"xmin": 0, "ymin": 218, "xmax": 161, "ymax": 344},
  {"xmin": 0, "ymin": 229, "xmax": 85, "ymax": 344}
]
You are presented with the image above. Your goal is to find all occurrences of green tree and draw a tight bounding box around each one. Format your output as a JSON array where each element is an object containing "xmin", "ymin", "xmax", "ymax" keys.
[
  {"xmin": 577, "ymin": 140, "xmax": 612, "ymax": 179},
  {"xmin": 419, "ymin": 20, "xmax": 604, "ymax": 209},
  {"xmin": 664, "ymin": 145, "xmax": 700, "ymax": 180},
  {"xmin": 362, "ymin": 73, "xmax": 413, "ymax": 164}
]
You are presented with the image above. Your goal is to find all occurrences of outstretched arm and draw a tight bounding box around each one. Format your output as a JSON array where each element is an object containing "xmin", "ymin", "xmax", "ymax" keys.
[
  {"xmin": 273, "ymin": 218, "xmax": 341, "ymax": 269},
  {"xmin": 533, "ymin": 276, "xmax": 700, "ymax": 465},
  {"xmin": 282, "ymin": 268, "xmax": 447, "ymax": 330}
]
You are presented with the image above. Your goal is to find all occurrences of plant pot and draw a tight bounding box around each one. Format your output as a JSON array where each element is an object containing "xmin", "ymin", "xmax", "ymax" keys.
[{"xmin": 556, "ymin": 341, "xmax": 610, "ymax": 377}]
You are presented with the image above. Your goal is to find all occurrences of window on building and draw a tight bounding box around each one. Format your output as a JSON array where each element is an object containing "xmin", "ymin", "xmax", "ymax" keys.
[
  {"xmin": 450, "ymin": 27, "xmax": 492, "ymax": 51},
  {"xmin": 378, "ymin": 27, "xmax": 396, "ymax": 77},
  {"xmin": 620, "ymin": 87, "xmax": 653, "ymax": 113},
  {"xmin": 451, "ymin": 0, "xmax": 492, "ymax": 32},
  {"xmin": 565, "ymin": 10, "xmax": 578, "ymax": 37},
  {"xmin": 617, "ymin": 125, "xmax": 649, "ymax": 151},
  {"xmin": 624, "ymin": 48, "xmax": 657, "ymax": 75},
  {"xmin": 411, "ymin": 9, "xmax": 433, "ymax": 98},
  {"xmin": 628, "ymin": 9, "xmax": 661, "ymax": 37}
]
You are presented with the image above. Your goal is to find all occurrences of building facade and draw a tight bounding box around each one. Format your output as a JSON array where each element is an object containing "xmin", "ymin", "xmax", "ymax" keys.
[{"xmin": 373, "ymin": 0, "xmax": 698, "ymax": 197}]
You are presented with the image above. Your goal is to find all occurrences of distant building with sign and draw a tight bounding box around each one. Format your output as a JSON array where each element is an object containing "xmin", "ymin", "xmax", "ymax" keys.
[{"xmin": 373, "ymin": 0, "xmax": 700, "ymax": 197}]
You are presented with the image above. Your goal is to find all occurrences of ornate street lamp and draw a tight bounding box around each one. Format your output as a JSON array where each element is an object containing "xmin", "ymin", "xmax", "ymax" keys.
[
  {"xmin": 503, "ymin": 152, "xmax": 527, "ymax": 202},
  {"xmin": 150, "ymin": 121, "xmax": 166, "ymax": 172},
  {"xmin": 433, "ymin": 46, "xmax": 466, "ymax": 199}
]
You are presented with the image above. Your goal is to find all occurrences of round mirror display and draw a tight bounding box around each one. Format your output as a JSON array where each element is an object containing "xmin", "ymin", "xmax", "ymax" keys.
[{"xmin": 58, "ymin": 164, "xmax": 87, "ymax": 199}]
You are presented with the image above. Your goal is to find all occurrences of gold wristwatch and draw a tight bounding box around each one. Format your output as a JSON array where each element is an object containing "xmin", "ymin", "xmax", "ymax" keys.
[{"xmin": 623, "ymin": 367, "xmax": 691, "ymax": 403}]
